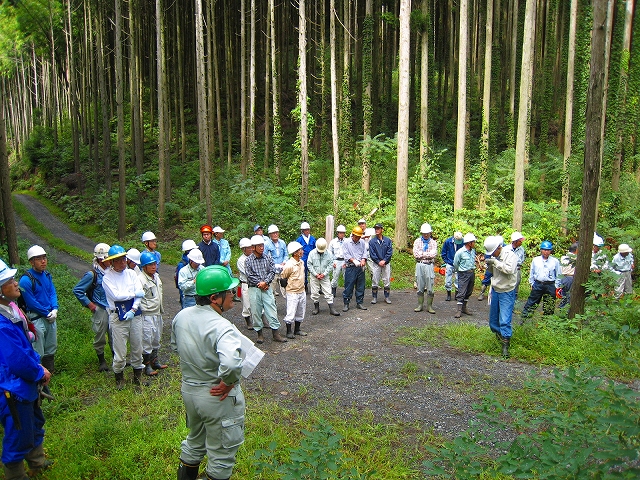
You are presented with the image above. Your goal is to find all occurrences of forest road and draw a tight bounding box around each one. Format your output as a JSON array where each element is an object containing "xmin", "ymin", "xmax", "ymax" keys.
[{"xmin": 13, "ymin": 194, "xmax": 538, "ymax": 444}]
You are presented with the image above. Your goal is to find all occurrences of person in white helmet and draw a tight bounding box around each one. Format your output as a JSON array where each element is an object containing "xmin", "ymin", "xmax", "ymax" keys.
[
  {"xmin": 591, "ymin": 233, "xmax": 608, "ymax": 273},
  {"xmin": 175, "ymin": 240, "xmax": 198, "ymax": 308},
  {"xmin": 296, "ymin": 222, "xmax": 316, "ymax": 293},
  {"xmin": 308, "ymin": 238, "xmax": 341, "ymax": 316},
  {"xmin": 178, "ymin": 249, "xmax": 206, "ymax": 309},
  {"xmin": 246, "ymin": 235, "xmax": 287, "ymax": 343},
  {"xmin": 20, "ymin": 245, "xmax": 59, "ymax": 373},
  {"xmin": 281, "ymin": 242, "xmax": 308, "ymax": 338},
  {"xmin": 502, "ymin": 232, "xmax": 526, "ymax": 300},
  {"xmin": 265, "ymin": 224, "xmax": 288, "ymax": 297},
  {"xmin": 126, "ymin": 248, "xmax": 142, "ymax": 274},
  {"xmin": 369, "ymin": 223, "xmax": 393, "ymax": 305},
  {"xmin": 611, "ymin": 243, "xmax": 634, "ymax": 300},
  {"xmin": 483, "ymin": 236, "xmax": 518, "ymax": 358},
  {"xmin": 73, "ymin": 243, "xmax": 113, "ymax": 372},
  {"xmin": 141, "ymin": 231, "xmax": 161, "ymax": 268},
  {"xmin": 236, "ymin": 238, "xmax": 254, "ymax": 330},
  {"xmin": 329, "ymin": 225, "xmax": 347, "ymax": 297},
  {"xmin": 453, "ymin": 233, "xmax": 478, "ymax": 318},
  {"xmin": 413, "ymin": 223, "xmax": 438, "ymax": 313}
]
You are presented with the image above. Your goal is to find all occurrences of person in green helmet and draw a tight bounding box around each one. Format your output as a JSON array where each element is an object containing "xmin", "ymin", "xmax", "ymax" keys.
[{"xmin": 171, "ymin": 266, "xmax": 246, "ymax": 480}]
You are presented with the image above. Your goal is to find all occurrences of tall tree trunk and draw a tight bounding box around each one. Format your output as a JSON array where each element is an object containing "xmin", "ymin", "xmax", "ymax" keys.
[
  {"xmin": 507, "ymin": 0, "xmax": 519, "ymax": 148},
  {"xmin": 224, "ymin": 3, "xmax": 233, "ymax": 167},
  {"xmin": 340, "ymin": 0, "xmax": 352, "ymax": 167},
  {"xmin": 513, "ymin": 0, "xmax": 537, "ymax": 231},
  {"xmin": 418, "ymin": 0, "xmax": 429, "ymax": 176},
  {"xmin": 115, "ymin": 0, "xmax": 127, "ymax": 240},
  {"xmin": 569, "ymin": 0, "xmax": 608, "ymax": 318},
  {"xmin": 211, "ymin": 0, "xmax": 224, "ymax": 165},
  {"xmin": 270, "ymin": 0, "xmax": 282, "ymax": 183},
  {"xmin": 130, "ymin": 0, "xmax": 144, "ymax": 175},
  {"xmin": 362, "ymin": 0, "xmax": 373, "ymax": 192},
  {"xmin": 176, "ymin": 1, "xmax": 186, "ymax": 164},
  {"xmin": 248, "ymin": 0, "xmax": 256, "ymax": 170},
  {"xmin": 66, "ymin": 0, "xmax": 80, "ymax": 174},
  {"xmin": 157, "ymin": 0, "xmax": 169, "ymax": 228},
  {"xmin": 0, "ymin": 85, "xmax": 19, "ymax": 265},
  {"xmin": 395, "ymin": 0, "xmax": 411, "ymax": 250},
  {"xmin": 240, "ymin": 0, "xmax": 247, "ymax": 173},
  {"xmin": 454, "ymin": 0, "xmax": 469, "ymax": 211},
  {"xmin": 330, "ymin": 0, "xmax": 340, "ymax": 213},
  {"xmin": 299, "ymin": 0, "xmax": 309, "ymax": 208},
  {"xmin": 195, "ymin": 0, "xmax": 212, "ymax": 222},
  {"xmin": 561, "ymin": 0, "xmax": 578, "ymax": 234},
  {"xmin": 479, "ymin": 0, "xmax": 493, "ymax": 210},
  {"xmin": 611, "ymin": 0, "xmax": 635, "ymax": 191},
  {"xmin": 264, "ymin": 26, "xmax": 271, "ymax": 171},
  {"xmin": 96, "ymin": 5, "xmax": 112, "ymax": 191}
]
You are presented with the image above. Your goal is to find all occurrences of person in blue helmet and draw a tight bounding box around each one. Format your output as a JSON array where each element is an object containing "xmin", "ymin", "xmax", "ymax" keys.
[
  {"xmin": 521, "ymin": 240, "xmax": 562, "ymax": 319},
  {"xmin": 0, "ymin": 258, "xmax": 53, "ymax": 479},
  {"xmin": 138, "ymin": 251, "xmax": 167, "ymax": 377}
]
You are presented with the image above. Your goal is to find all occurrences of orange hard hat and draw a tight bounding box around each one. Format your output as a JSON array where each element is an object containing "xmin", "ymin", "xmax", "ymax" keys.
[
  {"xmin": 200, "ymin": 224, "xmax": 213, "ymax": 234},
  {"xmin": 439, "ymin": 267, "xmax": 446, "ymax": 276}
]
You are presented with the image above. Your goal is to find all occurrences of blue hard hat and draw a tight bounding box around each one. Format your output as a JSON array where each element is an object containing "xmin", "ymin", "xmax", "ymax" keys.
[
  {"xmin": 139, "ymin": 251, "xmax": 157, "ymax": 268},
  {"xmin": 105, "ymin": 245, "xmax": 126, "ymax": 261},
  {"xmin": 540, "ymin": 240, "xmax": 553, "ymax": 250}
]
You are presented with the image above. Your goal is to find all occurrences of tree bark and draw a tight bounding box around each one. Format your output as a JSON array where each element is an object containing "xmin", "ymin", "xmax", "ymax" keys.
[
  {"xmin": 362, "ymin": 0, "xmax": 374, "ymax": 192},
  {"xmin": 569, "ymin": 0, "xmax": 608, "ymax": 318},
  {"xmin": 299, "ymin": 0, "xmax": 309, "ymax": 209},
  {"xmin": 248, "ymin": 0, "xmax": 256, "ymax": 170},
  {"xmin": 454, "ymin": 0, "xmax": 468, "ymax": 211},
  {"xmin": 513, "ymin": 0, "xmax": 537, "ymax": 231},
  {"xmin": 115, "ymin": 0, "xmax": 126, "ymax": 240},
  {"xmin": 157, "ymin": 0, "xmax": 169, "ymax": 228},
  {"xmin": 395, "ymin": 0, "xmax": 411, "ymax": 250},
  {"xmin": 479, "ymin": 0, "xmax": 493, "ymax": 210},
  {"xmin": 418, "ymin": 0, "xmax": 429, "ymax": 176},
  {"xmin": 0, "ymin": 84, "xmax": 19, "ymax": 265},
  {"xmin": 195, "ymin": 0, "xmax": 212, "ymax": 222},
  {"xmin": 330, "ymin": 0, "xmax": 340, "ymax": 213},
  {"xmin": 270, "ymin": 0, "xmax": 282, "ymax": 183}
]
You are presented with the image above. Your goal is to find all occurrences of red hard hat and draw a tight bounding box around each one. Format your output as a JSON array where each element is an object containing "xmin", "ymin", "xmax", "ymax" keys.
[{"xmin": 200, "ymin": 224, "xmax": 213, "ymax": 234}]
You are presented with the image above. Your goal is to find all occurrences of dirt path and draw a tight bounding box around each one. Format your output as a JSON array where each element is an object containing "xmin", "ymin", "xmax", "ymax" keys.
[{"xmin": 14, "ymin": 194, "xmax": 537, "ymax": 439}]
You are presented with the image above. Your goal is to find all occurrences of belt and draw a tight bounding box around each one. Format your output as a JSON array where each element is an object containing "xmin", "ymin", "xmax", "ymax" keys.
[
  {"xmin": 184, "ymin": 294, "xmax": 195, "ymax": 297},
  {"xmin": 417, "ymin": 260, "xmax": 434, "ymax": 264},
  {"xmin": 248, "ymin": 284, "xmax": 259, "ymax": 287},
  {"xmin": 538, "ymin": 280, "xmax": 555, "ymax": 285},
  {"xmin": 336, "ymin": 258, "xmax": 344, "ymax": 261}
]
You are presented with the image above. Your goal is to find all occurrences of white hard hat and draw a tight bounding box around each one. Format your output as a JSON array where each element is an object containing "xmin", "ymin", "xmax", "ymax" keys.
[
  {"xmin": 511, "ymin": 231, "xmax": 524, "ymax": 242},
  {"xmin": 267, "ymin": 224, "xmax": 279, "ymax": 234},
  {"xmin": 618, "ymin": 243, "xmax": 633, "ymax": 253},
  {"xmin": 336, "ymin": 225, "xmax": 346, "ymax": 233},
  {"xmin": 484, "ymin": 236, "xmax": 503, "ymax": 255},
  {"xmin": 420, "ymin": 223, "xmax": 432, "ymax": 234},
  {"xmin": 364, "ymin": 228, "xmax": 375, "ymax": 238},
  {"xmin": 0, "ymin": 259, "xmax": 17, "ymax": 287},
  {"xmin": 182, "ymin": 239, "xmax": 197, "ymax": 252},
  {"xmin": 250, "ymin": 235, "xmax": 265, "ymax": 246},
  {"xmin": 316, "ymin": 238, "xmax": 328, "ymax": 253},
  {"xmin": 187, "ymin": 248, "xmax": 205, "ymax": 264},
  {"xmin": 126, "ymin": 248, "xmax": 141, "ymax": 264},
  {"xmin": 141, "ymin": 231, "xmax": 156, "ymax": 242},
  {"xmin": 593, "ymin": 233, "xmax": 604, "ymax": 247},
  {"xmin": 27, "ymin": 245, "xmax": 47, "ymax": 260},
  {"xmin": 287, "ymin": 241, "xmax": 303, "ymax": 254},
  {"xmin": 94, "ymin": 243, "xmax": 111, "ymax": 259},
  {"xmin": 213, "ymin": 226, "xmax": 225, "ymax": 233},
  {"xmin": 453, "ymin": 231, "xmax": 463, "ymax": 240},
  {"xmin": 358, "ymin": 218, "xmax": 366, "ymax": 224},
  {"xmin": 300, "ymin": 222, "xmax": 310, "ymax": 230},
  {"xmin": 239, "ymin": 238, "xmax": 252, "ymax": 249},
  {"xmin": 463, "ymin": 233, "xmax": 477, "ymax": 243}
]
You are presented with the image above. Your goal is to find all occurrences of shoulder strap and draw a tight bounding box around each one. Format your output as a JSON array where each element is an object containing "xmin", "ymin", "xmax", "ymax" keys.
[{"xmin": 25, "ymin": 271, "xmax": 39, "ymax": 292}]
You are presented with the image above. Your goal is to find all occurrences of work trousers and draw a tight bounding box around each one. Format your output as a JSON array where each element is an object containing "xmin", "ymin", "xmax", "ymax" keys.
[
  {"xmin": 142, "ymin": 314, "xmax": 162, "ymax": 355},
  {"xmin": 240, "ymin": 283, "xmax": 251, "ymax": 318},
  {"xmin": 310, "ymin": 275, "xmax": 334, "ymax": 303},
  {"xmin": 284, "ymin": 292, "xmax": 306, "ymax": 324},
  {"xmin": 522, "ymin": 281, "xmax": 556, "ymax": 317},
  {"xmin": 455, "ymin": 270, "xmax": 475, "ymax": 304},
  {"xmin": 109, "ymin": 311, "xmax": 143, "ymax": 373},
  {"xmin": 249, "ymin": 287, "xmax": 280, "ymax": 330},
  {"xmin": 331, "ymin": 260, "xmax": 345, "ymax": 288},
  {"xmin": 0, "ymin": 395, "xmax": 45, "ymax": 465},
  {"xmin": 416, "ymin": 263, "xmax": 435, "ymax": 295},
  {"xmin": 180, "ymin": 384, "xmax": 245, "ymax": 480},
  {"xmin": 91, "ymin": 306, "xmax": 111, "ymax": 355},
  {"xmin": 371, "ymin": 263, "xmax": 391, "ymax": 288},
  {"xmin": 489, "ymin": 289, "xmax": 516, "ymax": 339},
  {"xmin": 444, "ymin": 263, "xmax": 458, "ymax": 291},
  {"xmin": 343, "ymin": 266, "xmax": 365, "ymax": 305},
  {"xmin": 614, "ymin": 271, "xmax": 633, "ymax": 299},
  {"xmin": 31, "ymin": 318, "xmax": 57, "ymax": 358}
]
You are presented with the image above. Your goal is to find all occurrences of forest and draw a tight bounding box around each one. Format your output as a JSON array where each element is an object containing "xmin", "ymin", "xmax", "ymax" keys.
[{"xmin": 0, "ymin": 0, "xmax": 639, "ymax": 296}]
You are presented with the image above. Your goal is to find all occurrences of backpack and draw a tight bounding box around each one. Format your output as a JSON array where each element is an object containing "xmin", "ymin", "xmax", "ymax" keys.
[{"xmin": 16, "ymin": 271, "xmax": 39, "ymax": 314}]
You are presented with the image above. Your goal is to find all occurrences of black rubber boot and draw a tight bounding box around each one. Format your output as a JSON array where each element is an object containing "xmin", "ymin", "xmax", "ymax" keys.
[
  {"xmin": 502, "ymin": 337, "xmax": 510, "ymax": 358},
  {"xmin": 478, "ymin": 285, "xmax": 487, "ymax": 301},
  {"xmin": 294, "ymin": 321, "xmax": 307, "ymax": 336},
  {"xmin": 384, "ymin": 287, "xmax": 391, "ymax": 304},
  {"xmin": 143, "ymin": 354, "xmax": 158, "ymax": 376},
  {"xmin": 244, "ymin": 316, "xmax": 254, "ymax": 330},
  {"xmin": 133, "ymin": 368, "xmax": 150, "ymax": 386},
  {"xmin": 328, "ymin": 303, "xmax": 340, "ymax": 316},
  {"xmin": 454, "ymin": 303, "xmax": 462, "ymax": 318},
  {"xmin": 3, "ymin": 460, "xmax": 28, "ymax": 480},
  {"xmin": 342, "ymin": 302, "xmax": 349, "ymax": 312},
  {"xmin": 41, "ymin": 354, "xmax": 55, "ymax": 374},
  {"xmin": 446, "ymin": 290, "xmax": 452, "ymax": 301},
  {"xmin": 286, "ymin": 323, "xmax": 295, "ymax": 339},
  {"xmin": 312, "ymin": 302, "xmax": 320, "ymax": 315},
  {"xmin": 97, "ymin": 353, "xmax": 109, "ymax": 372},
  {"xmin": 272, "ymin": 328, "xmax": 288, "ymax": 343},
  {"xmin": 371, "ymin": 286, "xmax": 378, "ymax": 304},
  {"xmin": 151, "ymin": 349, "xmax": 168, "ymax": 370},
  {"xmin": 25, "ymin": 443, "xmax": 54, "ymax": 475},
  {"xmin": 256, "ymin": 329, "xmax": 264, "ymax": 344},
  {"xmin": 331, "ymin": 287, "xmax": 337, "ymax": 297},
  {"xmin": 177, "ymin": 459, "xmax": 200, "ymax": 480},
  {"xmin": 115, "ymin": 371, "xmax": 125, "ymax": 390},
  {"xmin": 462, "ymin": 301, "xmax": 472, "ymax": 315}
]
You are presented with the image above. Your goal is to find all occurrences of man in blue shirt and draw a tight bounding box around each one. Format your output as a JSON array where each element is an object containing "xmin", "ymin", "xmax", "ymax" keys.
[
  {"xmin": 369, "ymin": 223, "xmax": 393, "ymax": 304},
  {"xmin": 265, "ymin": 224, "xmax": 288, "ymax": 297},
  {"xmin": 453, "ymin": 233, "xmax": 477, "ymax": 318},
  {"xmin": 521, "ymin": 240, "xmax": 561, "ymax": 319},
  {"xmin": 198, "ymin": 225, "xmax": 220, "ymax": 267},
  {"xmin": 296, "ymin": 222, "xmax": 316, "ymax": 292},
  {"xmin": 73, "ymin": 243, "xmax": 113, "ymax": 372},
  {"xmin": 440, "ymin": 231, "xmax": 464, "ymax": 301},
  {"xmin": 19, "ymin": 245, "xmax": 59, "ymax": 374}
]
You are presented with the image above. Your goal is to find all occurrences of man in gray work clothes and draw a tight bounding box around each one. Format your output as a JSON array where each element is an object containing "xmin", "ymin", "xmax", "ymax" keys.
[{"xmin": 172, "ymin": 265, "xmax": 246, "ymax": 480}]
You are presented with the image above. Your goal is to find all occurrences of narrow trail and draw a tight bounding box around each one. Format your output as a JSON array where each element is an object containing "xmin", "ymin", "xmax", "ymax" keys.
[{"xmin": 12, "ymin": 194, "xmax": 537, "ymax": 440}]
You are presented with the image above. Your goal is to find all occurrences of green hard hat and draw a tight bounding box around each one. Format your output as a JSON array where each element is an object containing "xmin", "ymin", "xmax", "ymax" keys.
[{"xmin": 195, "ymin": 265, "xmax": 240, "ymax": 296}]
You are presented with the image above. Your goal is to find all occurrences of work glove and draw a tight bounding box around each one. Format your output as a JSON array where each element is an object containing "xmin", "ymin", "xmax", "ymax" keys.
[
  {"xmin": 485, "ymin": 258, "xmax": 495, "ymax": 266},
  {"xmin": 556, "ymin": 288, "xmax": 563, "ymax": 299},
  {"xmin": 134, "ymin": 290, "xmax": 145, "ymax": 298},
  {"xmin": 123, "ymin": 310, "xmax": 135, "ymax": 321},
  {"xmin": 46, "ymin": 309, "xmax": 58, "ymax": 323}
]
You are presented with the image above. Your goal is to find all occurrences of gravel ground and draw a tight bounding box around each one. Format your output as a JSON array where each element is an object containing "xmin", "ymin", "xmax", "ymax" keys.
[{"xmin": 15, "ymin": 194, "xmax": 538, "ymax": 440}]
